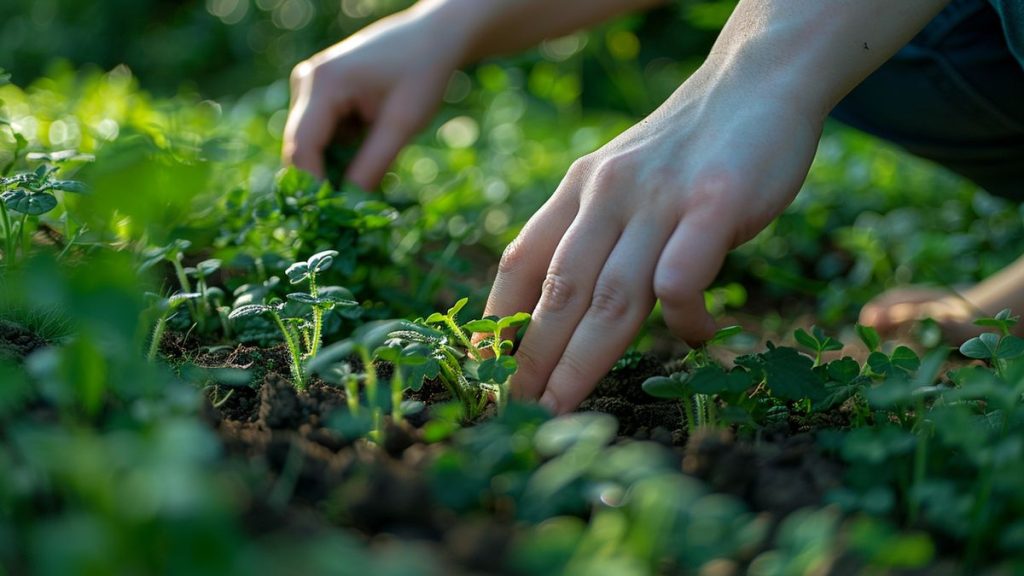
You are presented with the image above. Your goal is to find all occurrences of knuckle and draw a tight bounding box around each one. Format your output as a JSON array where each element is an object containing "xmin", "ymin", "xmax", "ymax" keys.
[
  {"xmin": 653, "ymin": 269, "xmax": 687, "ymax": 305},
  {"xmin": 539, "ymin": 271, "xmax": 577, "ymax": 313},
  {"xmin": 589, "ymin": 277, "xmax": 632, "ymax": 322},
  {"xmin": 290, "ymin": 61, "xmax": 314, "ymax": 86},
  {"xmin": 553, "ymin": 353, "xmax": 588, "ymax": 387},
  {"xmin": 498, "ymin": 236, "xmax": 528, "ymax": 276}
]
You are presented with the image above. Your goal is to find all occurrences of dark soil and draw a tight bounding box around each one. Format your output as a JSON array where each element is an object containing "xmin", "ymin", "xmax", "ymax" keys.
[
  {"xmin": 0, "ymin": 319, "xmax": 46, "ymax": 363},
  {"xmin": 179, "ymin": 335, "xmax": 850, "ymax": 574}
]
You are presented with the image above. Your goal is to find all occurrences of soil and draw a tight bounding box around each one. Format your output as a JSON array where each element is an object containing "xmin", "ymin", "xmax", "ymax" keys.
[
  {"xmin": 0, "ymin": 319, "xmax": 47, "ymax": 363},
  {"xmin": 182, "ymin": 335, "xmax": 851, "ymax": 574}
]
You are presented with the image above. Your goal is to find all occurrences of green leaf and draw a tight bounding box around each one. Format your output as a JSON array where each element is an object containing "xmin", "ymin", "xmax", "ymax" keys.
[
  {"xmin": 448, "ymin": 297, "xmax": 468, "ymax": 318},
  {"xmin": 195, "ymin": 258, "xmax": 221, "ymax": 276},
  {"xmin": 760, "ymin": 346, "xmax": 824, "ymax": 402},
  {"xmin": 285, "ymin": 261, "xmax": 310, "ymax": 284},
  {"xmin": 462, "ymin": 318, "xmax": 499, "ymax": 333},
  {"xmin": 425, "ymin": 312, "xmax": 446, "ymax": 324},
  {"xmin": 688, "ymin": 365, "xmax": 752, "ymax": 395},
  {"xmin": 47, "ymin": 179, "xmax": 89, "ymax": 193},
  {"xmin": 996, "ymin": 335, "xmax": 1024, "ymax": 360},
  {"xmin": 641, "ymin": 374, "xmax": 688, "ymax": 399},
  {"xmin": 2, "ymin": 189, "xmax": 57, "ymax": 215},
  {"xmin": 307, "ymin": 249, "xmax": 339, "ymax": 272},
  {"xmin": 496, "ymin": 311, "xmax": 532, "ymax": 331},
  {"xmin": 228, "ymin": 304, "xmax": 273, "ymax": 320},
  {"xmin": 890, "ymin": 346, "xmax": 920, "ymax": 372},
  {"xmin": 794, "ymin": 328, "xmax": 819, "ymax": 351},
  {"xmin": 706, "ymin": 325, "xmax": 743, "ymax": 346},
  {"xmin": 856, "ymin": 324, "xmax": 881, "ymax": 352},
  {"xmin": 959, "ymin": 333, "xmax": 998, "ymax": 360},
  {"xmin": 826, "ymin": 357, "xmax": 860, "ymax": 385},
  {"xmin": 477, "ymin": 356, "xmax": 518, "ymax": 384}
]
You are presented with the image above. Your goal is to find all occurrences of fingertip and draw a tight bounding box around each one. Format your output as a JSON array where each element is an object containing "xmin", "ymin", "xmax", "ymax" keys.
[{"xmin": 539, "ymin": 390, "xmax": 560, "ymax": 415}]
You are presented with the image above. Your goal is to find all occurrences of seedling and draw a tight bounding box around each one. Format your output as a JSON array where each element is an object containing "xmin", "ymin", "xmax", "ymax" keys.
[
  {"xmin": 794, "ymin": 325, "xmax": 843, "ymax": 367},
  {"xmin": 145, "ymin": 291, "xmax": 201, "ymax": 361},
  {"xmin": 385, "ymin": 298, "xmax": 530, "ymax": 419},
  {"xmin": 229, "ymin": 250, "xmax": 357, "ymax": 389},
  {"xmin": 959, "ymin": 309, "xmax": 1024, "ymax": 379},
  {"xmin": 1, "ymin": 164, "xmax": 87, "ymax": 268}
]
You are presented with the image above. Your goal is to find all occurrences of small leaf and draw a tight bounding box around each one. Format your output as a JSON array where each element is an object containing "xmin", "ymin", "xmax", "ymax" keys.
[
  {"xmin": 689, "ymin": 365, "xmax": 752, "ymax": 395},
  {"xmin": 760, "ymin": 346, "xmax": 824, "ymax": 402},
  {"xmin": 856, "ymin": 324, "xmax": 881, "ymax": 352},
  {"xmin": 228, "ymin": 304, "xmax": 272, "ymax": 320},
  {"xmin": 2, "ymin": 189, "xmax": 57, "ymax": 215},
  {"xmin": 641, "ymin": 374, "xmax": 689, "ymax": 399},
  {"xmin": 425, "ymin": 312, "xmax": 446, "ymax": 324},
  {"xmin": 47, "ymin": 180, "xmax": 89, "ymax": 193},
  {"xmin": 826, "ymin": 357, "xmax": 861, "ymax": 385},
  {"xmin": 959, "ymin": 333, "xmax": 998, "ymax": 360},
  {"xmin": 307, "ymin": 249, "xmax": 339, "ymax": 272},
  {"xmin": 477, "ymin": 356, "xmax": 518, "ymax": 384},
  {"xmin": 448, "ymin": 297, "xmax": 468, "ymax": 318},
  {"xmin": 996, "ymin": 335, "xmax": 1024, "ymax": 360},
  {"xmin": 707, "ymin": 325, "xmax": 743, "ymax": 346},
  {"xmin": 794, "ymin": 328, "xmax": 819, "ymax": 351},
  {"xmin": 890, "ymin": 346, "xmax": 921, "ymax": 372},
  {"xmin": 285, "ymin": 261, "xmax": 310, "ymax": 284},
  {"xmin": 496, "ymin": 312, "xmax": 532, "ymax": 331},
  {"xmin": 463, "ymin": 318, "xmax": 499, "ymax": 333},
  {"xmin": 196, "ymin": 259, "xmax": 221, "ymax": 276}
]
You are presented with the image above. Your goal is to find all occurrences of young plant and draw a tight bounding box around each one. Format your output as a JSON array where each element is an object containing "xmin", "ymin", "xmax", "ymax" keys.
[
  {"xmin": 385, "ymin": 298, "xmax": 531, "ymax": 419},
  {"xmin": 228, "ymin": 250, "xmax": 356, "ymax": 390},
  {"xmin": 1, "ymin": 164, "xmax": 87, "ymax": 268},
  {"xmin": 144, "ymin": 291, "xmax": 201, "ymax": 361}
]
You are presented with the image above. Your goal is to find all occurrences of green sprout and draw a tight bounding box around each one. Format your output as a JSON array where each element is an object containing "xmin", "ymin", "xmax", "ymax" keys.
[
  {"xmin": 384, "ymin": 298, "xmax": 530, "ymax": 419},
  {"xmin": 145, "ymin": 291, "xmax": 201, "ymax": 362},
  {"xmin": 228, "ymin": 250, "xmax": 356, "ymax": 390},
  {"xmin": 1, "ymin": 165, "xmax": 87, "ymax": 268}
]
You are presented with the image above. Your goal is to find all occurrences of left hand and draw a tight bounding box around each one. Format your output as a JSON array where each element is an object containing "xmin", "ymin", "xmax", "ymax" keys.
[{"xmin": 483, "ymin": 61, "xmax": 823, "ymax": 414}]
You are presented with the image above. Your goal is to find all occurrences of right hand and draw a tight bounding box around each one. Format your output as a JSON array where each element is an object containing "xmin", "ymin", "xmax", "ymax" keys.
[{"xmin": 283, "ymin": 7, "xmax": 465, "ymax": 188}]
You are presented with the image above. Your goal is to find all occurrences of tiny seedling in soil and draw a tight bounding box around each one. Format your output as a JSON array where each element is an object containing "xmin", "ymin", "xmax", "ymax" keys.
[{"xmin": 228, "ymin": 250, "xmax": 356, "ymax": 389}]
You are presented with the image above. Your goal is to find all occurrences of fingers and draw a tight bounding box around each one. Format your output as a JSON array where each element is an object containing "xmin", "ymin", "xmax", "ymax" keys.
[
  {"xmin": 538, "ymin": 220, "xmax": 669, "ymax": 414},
  {"xmin": 506, "ymin": 205, "xmax": 623, "ymax": 403},
  {"xmin": 283, "ymin": 65, "xmax": 344, "ymax": 178},
  {"xmin": 482, "ymin": 192, "xmax": 580, "ymax": 349},
  {"xmin": 346, "ymin": 74, "xmax": 448, "ymax": 189},
  {"xmin": 653, "ymin": 206, "xmax": 735, "ymax": 345}
]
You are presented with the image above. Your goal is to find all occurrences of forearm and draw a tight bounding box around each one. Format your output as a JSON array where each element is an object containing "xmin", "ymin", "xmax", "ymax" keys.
[
  {"xmin": 413, "ymin": 0, "xmax": 664, "ymax": 64},
  {"xmin": 699, "ymin": 0, "xmax": 951, "ymax": 119}
]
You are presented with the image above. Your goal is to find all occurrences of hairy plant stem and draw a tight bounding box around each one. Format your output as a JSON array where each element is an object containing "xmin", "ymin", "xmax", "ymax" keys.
[
  {"xmin": 171, "ymin": 254, "xmax": 202, "ymax": 331},
  {"xmin": 344, "ymin": 376, "xmax": 360, "ymax": 415},
  {"xmin": 147, "ymin": 315, "xmax": 169, "ymax": 362},
  {"xmin": 444, "ymin": 317, "xmax": 480, "ymax": 361},
  {"xmin": 308, "ymin": 272, "xmax": 324, "ymax": 358},
  {"xmin": 271, "ymin": 312, "xmax": 305, "ymax": 390}
]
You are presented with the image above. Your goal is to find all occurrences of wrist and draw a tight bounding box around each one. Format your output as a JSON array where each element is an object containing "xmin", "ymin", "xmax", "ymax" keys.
[{"xmin": 411, "ymin": 0, "xmax": 503, "ymax": 65}]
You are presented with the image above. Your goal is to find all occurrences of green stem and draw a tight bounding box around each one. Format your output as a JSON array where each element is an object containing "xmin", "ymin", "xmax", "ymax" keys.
[
  {"xmin": 444, "ymin": 317, "xmax": 479, "ymax": 360},
  {"xmin": 171, "ymin": 255, "xmax": 200, "ymax": 329},
  {"xmin": 147, "ymin": 315, "xmax": 169, "ymax": 362},
  {"xmin": 682, "ymin": 395, "xmax": 696, "ymax": 435},
  {"xmin": 0, "ymin": 200, "xmax": 13, "ymax": 268},
  {"xmin": 17, "ymin": 213, "xmax": 27, "ymax": 262},
  {"xmin": 271, "ymin": 312, "xmax": 305, "ymax": 390},
  {"xmin": 344, "ymin": 376, "xmax": 360, "ymax": 415},
  {"xmin": 909, "ymin": 403, "xmax": 928, "ymax": 525},
  {"xmin": 359, "ymin": 347, "xmax": 381, "ymax": 440},
  {"xmin": 391, "ymin": 367, "xmax": 404, "ymax": 424}
]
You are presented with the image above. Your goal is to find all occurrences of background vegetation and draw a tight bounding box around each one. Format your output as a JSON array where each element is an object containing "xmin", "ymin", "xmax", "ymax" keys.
[{"xmin": 3, "ymin": 1, "xmax": 1023, "ymax": 574}]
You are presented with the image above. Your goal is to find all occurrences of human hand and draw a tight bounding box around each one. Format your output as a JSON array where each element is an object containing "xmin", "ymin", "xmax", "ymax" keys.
[
  {"xmin": 483, "ymin": 63, "xmax": 824, "ymax": 414},
  {"xmin": 283, "ymin": 5, "xmax": 466, "ymax": 188}
]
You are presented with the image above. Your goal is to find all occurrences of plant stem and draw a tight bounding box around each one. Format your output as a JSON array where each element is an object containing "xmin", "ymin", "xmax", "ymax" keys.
[
  {"xmin": 171, "ymin": 254, "xmax": 201, "ymax": 330},
  {"xmin": 147, "ymin": 314, "xmax": 169, "ymax": 362},
  {"xmin": 271, "ymin": 312, "xmax": 305, "ymax": 390},
  {"xmin": 0, "ymin": 200, "xmax": 13, "ymax": 268},
  {"xmin": 391, "ymin": 367, "xmax": 404, "ymax": 424},
  {"xmin": 344, "ymin": 376, "xmax": 360, "ymax": 415},
  {"xmin": 17, "ymin": 213, "xmax": 27, "ymax": 262},
  {"xmin": 909, "ymin": 403, "xmax": 928, "ymax": 525},
  {"xmin": 683, "ymin": 395, "xmax": 696, "ymax": 435},
  {"xmin": 360, "ymin": 347, "xmax": 381, "ymax": 439}
]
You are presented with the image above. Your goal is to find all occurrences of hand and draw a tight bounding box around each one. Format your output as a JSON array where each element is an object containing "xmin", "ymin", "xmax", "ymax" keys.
[
  {"xmin": 484, "ymin": 63, "xmax": 824, "ymax": 414},
  {"xmin": 283, "ymin": 6, "xmax": 466, "ymax": 188}
]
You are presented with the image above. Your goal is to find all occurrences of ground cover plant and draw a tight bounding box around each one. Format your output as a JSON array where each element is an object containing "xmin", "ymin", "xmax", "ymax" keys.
[{"xmin": 3, "ymin": 4, "xmax": 1024, "ymax": 575}]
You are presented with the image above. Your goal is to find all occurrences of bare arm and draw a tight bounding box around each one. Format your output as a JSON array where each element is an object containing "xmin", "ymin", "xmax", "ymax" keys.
[{"xmin": 284, "ymin": 0, "xmax": 660, "ymax": 184}]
